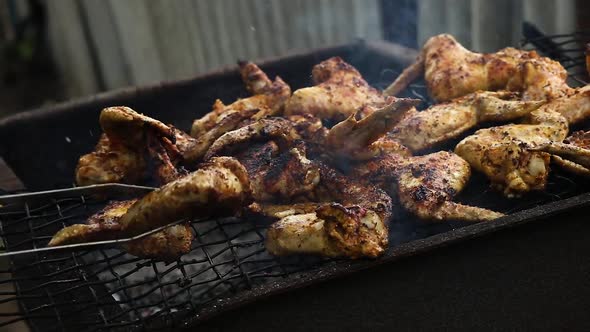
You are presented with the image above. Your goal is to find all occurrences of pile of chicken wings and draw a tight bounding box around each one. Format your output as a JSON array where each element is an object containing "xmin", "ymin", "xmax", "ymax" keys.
[{"xmin": 50, "ymin": 34, "xmax": 590, "ymax": 261}]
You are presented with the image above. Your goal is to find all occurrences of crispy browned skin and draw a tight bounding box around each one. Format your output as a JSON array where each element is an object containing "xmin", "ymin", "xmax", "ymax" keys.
[
  {"xmin": 75, "ymin": 106, "xmax": 172, "ymax": 186},
  {"xmin": 51, "ymin": 157, "xmax": 250, "ymax": 260},
  {"xmin": 118, "ymin": 157, "xmax": 251, "ymax": 235},
  {"xmin": 313, "ymin": 91, "xmax": 502, "ymax": 221},
  {"xmin": 100, "ymin": 106, "xmax": 174, "ymax": 146},
  {"xmin": 49, "ymin": 200, "xmax": 135, "ymax": 246},
  {"xmin": 325, "ymin": 98, "xmax": 420, "ymax": 158},
  {"xmin": 354, "ymin": 151, "xmax": 503, "ymax": 221},
  {"xmin": 205, "ymin": 118, "xmax": 301, "ymax": 159},
  {"xmin": 204, "ymin": 117, "xmax": 320, "ymax": 202},
  {"xmin": 385, "ymin": 34, "xmax": 571, "ymax": 102},
  {"xmin": 124, "ymin": 223, "xmax": 193, "ymax": 262},
  {"xmin": 390, "ymin": 91, "xmax": 545, "ymax": 152},
  {"xmin": 146, "ymin": 133, "xmax": 186, "ymax": 184},
  {"xmin": 92, "ymin": 105, "xmax": 259, "ymax": 182},
  {"xmin": 191, "ymin": 62, "xmax": 291, "ymax": 137},
  {"xmin": 207, "ymin": 113, "xmax": 392, "ymax": 258},
  {"xmin": 265, "ymin": 163, "xmax": 392, "ymax": 258},
  {"xmin": 77, "ymin": 107, "xmax": 189, "ymax": 186},
  {"xmin": 76, "ymin": 134, "xmax": 146, "ymax": 186},
  {"xmin": 455, "ymin": 89, "xmax": 590, "ymax": 196},
  {"xmin": 236, "ymin": 142, "xmax": 320, "ymax": 202},
  {"xmin": 48, "ymin": 200, "xmax": 194, "ymax": 261},
  {"xmin": 285, "ymin": 57, "xmax": 388, "ymax": 123}
]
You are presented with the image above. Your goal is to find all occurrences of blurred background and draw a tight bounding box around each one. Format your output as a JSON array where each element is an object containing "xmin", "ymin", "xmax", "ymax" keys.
[{"xmin": 0, "ymin": 0, "xmax": 587, "ymax": 118}]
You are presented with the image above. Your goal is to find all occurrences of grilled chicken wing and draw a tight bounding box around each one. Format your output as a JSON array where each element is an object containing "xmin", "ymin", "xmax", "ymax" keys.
[
  {"xmin": 100, "ymin": 106, "xmax": 175, "ymax": 145},
  {"xmin": 455, "ymin": 90, "xmax": 590, "ymax": 196},
  {"xmin": 50, "ymin": 157, "xmax": 251, "ymax": 260},
  {"xmin": 354, "ymin": 151, "xmax": 503, "ymax": 221},
  {"xmin": 534, "ymin": 130, "xmax": 590, "ymax": 177},
  {"xmin": 76, "ymin": 134, "xmax": 146, "ymax": 186},
  {"xmin": 205, "ymin": 117, "xmax": 300, "ymax": 159},
  {"xmin": 191, "ymin": 61, "xmax": 291, "ymax": 137},
  {"xmin": 240, "ymin": 143, "xmax": 320, "ymax": 202},
  {"xmin": 47, "ymin": 200, "xmax": 194, "ymax": 261},
  {"xmin": 285, "ymin": 57, "xmax": 389, "ymax": 123},
  {"xmin": 99, "ymin": 105, "xmax": 261, "ymax": 172},
  {"xmin": 204, "ymin": 117, "xmax": 320, "ymax": 202},
  {"xmin": 265, "ymin": 163, "xmax": 392, "ymax": 258},
  {"xmin": 325, "ymin": 98, "xmax": 420, "ymax": 158},
  {"xmin": 76, "ymin": 106, "xmax": 176, "ymax": 186},
  {"xmin": 385, "ymin": 34, "xmax": 571, "ymax": 102},
  {"xmin": 390, "ymin": 91, "xmax": 545, "ymax": 152},
  {"xmin": 322, "ymin": 100, "xmax": 502, "ymax": 221}
]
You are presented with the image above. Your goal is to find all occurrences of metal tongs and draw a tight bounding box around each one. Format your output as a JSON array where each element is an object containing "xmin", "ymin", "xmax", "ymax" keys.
[{"xmin": 0, "ymin": 184, "xmax": 186, "ymax": 257}]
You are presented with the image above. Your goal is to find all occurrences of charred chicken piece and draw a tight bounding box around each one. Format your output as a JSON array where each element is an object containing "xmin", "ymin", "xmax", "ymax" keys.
[
  {"xmin": 50, "ymin": 157, "xmax": 251, "ymax": 260},
  {"xmin": 354, "ymin": 151, "xmax": 503, "ymax": 221},
  {"xmin": 182, "ymin": 109, "xmax": 259, "ymax": 164},
  {"xmin": 237, "ymin": 142, "xmax": 320, "ymax": 202},
  {"xmin": 205, "ymin": 117, "xmax": 320, "ymax": 202},
  {"xmin": 191, "ymin": 61, "xmax": 291, "ymax": 137},
  {"xmin": 385, "ymin": 34, "xmax": 571, "ymax": 102},
  {"xmin": 455, "ymin": 90, "xmax": 590, "ymax": 196},
  {"xmin": 146, "ymin": 132, "xmax": 187, "ymax": 184},
  {"xmin": 321, "ymin": 99, "xmax": 502, "ymax": 221},
  {"xmin": 207, "ymin": 115, "xmax": 391, "ymax": 258},
  {"xmin": 76, "ymin": 134, "xmax": 146, "ymax": 186},
  {"xmin": 47, "ymin": 200, "xmax": 194, "ymax": 261},
  {"xmin": 284, "ymin": 57, "xmax": 389, "ymax": 123},
  {"xmin": 98, "ymin": 106, "xmax": 256, "ymax": 175},
  {"xmin": 390, "ymin": 91, "xmax": 545, "ymax": 152},
  {"xmin": 265, "ymin": 163, "xmax": 392, "ymax": 258},
  {"xmin": 100, "ymin": 106, "xmax": 175, "ymax": 146},
  {"xmin": 325, "ymin": 98, "xmax": 420, "ymax": 158},
  {"xmin": 205, "ymin": 117, "xmax": 300, "ymax": 159},
  {"xmin": 76, "ymin": 106, "xmax": 177, "ymax": 186}
]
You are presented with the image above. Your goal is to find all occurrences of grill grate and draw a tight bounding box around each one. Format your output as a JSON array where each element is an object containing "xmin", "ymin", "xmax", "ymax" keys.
[
  {"xmin": 0, "ymin": 195, "xmax": 328, "ymax": 331},
  {"xmin": 2, "ymin": 24, "xmax": 590, "ymax": 331}
]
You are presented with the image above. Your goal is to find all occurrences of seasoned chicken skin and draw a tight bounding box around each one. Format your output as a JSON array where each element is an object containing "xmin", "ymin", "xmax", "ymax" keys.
[
  {"xmin": 204, "ymin": 117, "xmax": 321, "ymax": 202},
  {"xmin": 385, "ymin": 34, "xmax": 571, "ymax": 102},
  {"xmin": 356, "ymin": 151, "xmax": 503, "ymax": 221},
  {"xmin": 48, "ymin": 200, "xmax": 194, "ymax": 261},
  {"xmin": 322, "ymin": 100, "xmax": 502, "ymax": 221},
  {"xmin": 75, "ymin": 106, "xmax": 175, "ymax": 186},
  {"xmin": 77, "ymin": 107, "xmax": 192, "ymax": 186},
  {"xmin": 285, "ymin": 57, "xmax": 388, "ymax": 123},
  {"xmin": 265, "ymin": 163, "xmax": 392, "ymax": 258},
  {"xmin": 191, "ymin": 61, "xmax": 291, "ymax": 137},
  {"xmin": 205, "ymin": 117, "xmax": 300, "ymax": 159},
  {"xmin": 76, "ymin": 134, "xmax": 146, "ymax": 186},
  {"xmin": 455, "ymin": 90, "xmax": 590, "ymax": 196},
  {"xmin": 325, "ymin": 98, "xmax": 420, "ymax": 158},
  {"xmin": 51, "ymin": 157, "xmax": 251, "ymax": 260},
  {"xmin": 390, "ymin": 91, "xmax": 545, "ymax": 151}
]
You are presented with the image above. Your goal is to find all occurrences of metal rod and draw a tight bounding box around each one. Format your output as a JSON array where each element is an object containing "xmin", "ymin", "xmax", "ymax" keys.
[
  {"xmin": 0, "ymin": 219, "xmax": 187, "ymax": 257},
  {"xmin": 0, "ymin": 183, "xmax": 156, "ymax": 206}
]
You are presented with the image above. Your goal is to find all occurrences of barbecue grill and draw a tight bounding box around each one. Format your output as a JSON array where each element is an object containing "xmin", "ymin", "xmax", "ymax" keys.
[{"xmin": 1, "ymin": 23, "xmax": 590, "ymax": 331}]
